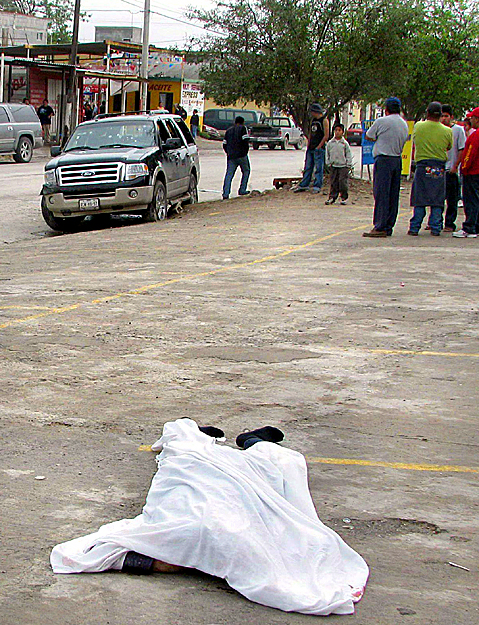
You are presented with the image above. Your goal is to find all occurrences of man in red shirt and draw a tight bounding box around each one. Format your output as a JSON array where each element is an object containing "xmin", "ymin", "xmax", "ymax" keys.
[{"xmin": 453, "ymin": 107, "xmax": 479, "ymax": 238}]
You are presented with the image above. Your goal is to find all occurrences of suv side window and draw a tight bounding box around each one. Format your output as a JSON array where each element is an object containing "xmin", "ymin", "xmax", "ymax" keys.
[
  {"xmin": 164, "ymin": 118, "xmax": 185, "ymax": 145},
  {"xmin": 175, "ymin": 118, "xmax": 195, "ymax": 145},
  {"xmin": 11, "ymin": 106, "xmax": 38, "ymax": 122},
  {"xmin": 157, "ymin": 119, "xmax": 170, "ymax": 143},
  {"xmin": 0, "ymin": 107, "xmax": 9, "ymax": 123}
]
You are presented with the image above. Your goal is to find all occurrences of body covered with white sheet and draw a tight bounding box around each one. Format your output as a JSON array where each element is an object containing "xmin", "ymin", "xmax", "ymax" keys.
[{"xmin": 51, "ymin": 419, "xmax": 369, "ymax": 615}]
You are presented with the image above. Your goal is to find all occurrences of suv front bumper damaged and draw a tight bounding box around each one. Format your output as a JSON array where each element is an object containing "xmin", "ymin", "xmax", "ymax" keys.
[{"xmin": 43, "ymin": 186, "xmax": 154, "ymax": 217}]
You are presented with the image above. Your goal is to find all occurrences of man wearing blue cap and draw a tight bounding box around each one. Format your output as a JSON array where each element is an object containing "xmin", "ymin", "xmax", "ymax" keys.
[{"xmin": 363, "ymin": 97, "xmax": 409, "ymax": 237}]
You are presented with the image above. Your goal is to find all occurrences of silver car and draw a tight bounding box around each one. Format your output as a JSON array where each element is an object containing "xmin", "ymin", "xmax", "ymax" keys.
[{"xmin": 0, "ymin": 103, "xmax": 43, "ymax": 162}]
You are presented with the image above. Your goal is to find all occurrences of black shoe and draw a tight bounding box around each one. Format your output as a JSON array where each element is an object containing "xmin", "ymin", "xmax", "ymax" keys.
[
  {"xmin": 199, "ymin": 426, "xmax": 225, "ymax": 438},
  {"xmin": 238, "ymin": 190, "xmax": 251, "ymax": 196},
  {"xmin": 407, "ymin": 230, "xmax": 418, "ymax": 236},
  {"xmin": 430, "ymin": 231, "xmax": 440, "ymax": 236},
  {"xmin": 236, "ymin": 426, "xmax": 284, "ymax": 449}
]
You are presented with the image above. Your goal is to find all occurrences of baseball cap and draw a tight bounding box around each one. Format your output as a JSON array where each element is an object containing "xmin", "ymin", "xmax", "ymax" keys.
[
  {"xmin": 310, "ymin": 103, "xmax": 324, "ymax": 114},
  {"xmin": 385, "ymin": 96, "xmax": 401, "ymax": 109},
  {"xmin": 468, "ymin": 106, "xmax": 479, "ymax": 118},
  {"xmin": 426, "ymin": 101, "xmax": 442, "ymax": 116}
]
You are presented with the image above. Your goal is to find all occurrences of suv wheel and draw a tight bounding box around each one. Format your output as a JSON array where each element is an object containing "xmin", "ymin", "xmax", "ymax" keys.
[
  {"xmin": 184, "ymin": 173, "xmax": 198, "ymax": 205},
  {"xmin": 145, "ymin": 180, "xmax": 168, "ymax": 221},
  {"xmin": 41, "ymin": 198, "xmax": 84, "ymax": 232},
  {"xmin": 281, "ymin": 136, "xmax": 289, "ymax": 150},
  {"xmin": 252, "ymin": 143, "xmax": 259, "ymax": 150},
  {"xmin": 13, "ymin": 136, "xmax": 33, "ymax": 163}
]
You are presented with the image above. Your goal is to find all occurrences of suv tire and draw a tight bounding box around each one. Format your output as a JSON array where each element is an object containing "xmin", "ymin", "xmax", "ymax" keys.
[
  {"xmin": 252, "ymin": 144, "xmax": 259, "ymax": 150},
  {"xmin": 144, "ymin": 180, "xmax": 168, "ymax": 221},
  {"xmin": 41, "ymin": 198, "xmax": 84, "ymax": 232},
  {"xmin": 13, "ymin": 136, "xmax": 33, "ymax": 163},
  {"xmin": 281, "ymin": 136, "xmax": 289, "ymax": 150},
  {"xmin": 184, "ymin": 173, "xmax": 198, "ymax": 205}
]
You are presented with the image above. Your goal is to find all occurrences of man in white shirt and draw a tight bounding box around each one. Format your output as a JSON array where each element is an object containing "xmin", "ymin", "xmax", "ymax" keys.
[
  {"xmin": 362, "ymin": 97, "xmax": 409, "ymax": 238},
  {"xmin": 440, "ymin": 104, "xmax": 466, "ymax": 232}
]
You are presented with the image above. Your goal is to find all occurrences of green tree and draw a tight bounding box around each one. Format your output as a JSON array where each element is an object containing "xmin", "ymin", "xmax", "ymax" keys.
[
  {"xmin": 0, "ymin": 0, "xmax": 75, "ymax": 44},
  {"xmin": 398, "ymin": 0, "xmax": 479, "ymax": 120},
  {"xmin": 188, "ymin": 0, "xmax": 419, "ymax": 130}
]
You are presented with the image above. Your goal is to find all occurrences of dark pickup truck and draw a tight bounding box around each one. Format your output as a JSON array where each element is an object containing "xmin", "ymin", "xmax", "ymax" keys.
[
  {"xmin": 41, "ymin": 112, "xmax": 200, "ymax": 231},
  {"xmin": 248, "ymin": 117, "xmax": 305, "ymax": 150}
]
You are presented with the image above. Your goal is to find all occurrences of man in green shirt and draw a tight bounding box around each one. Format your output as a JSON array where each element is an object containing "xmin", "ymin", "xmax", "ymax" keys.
[{"xmin": 408, "ymin": 102, "xmax": 453, "ymax": 236}]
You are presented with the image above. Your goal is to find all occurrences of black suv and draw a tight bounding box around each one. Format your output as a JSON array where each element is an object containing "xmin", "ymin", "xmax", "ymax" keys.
[{"xmin": 41, "ymin": 112, "xmax": 200, "ymax": 231}]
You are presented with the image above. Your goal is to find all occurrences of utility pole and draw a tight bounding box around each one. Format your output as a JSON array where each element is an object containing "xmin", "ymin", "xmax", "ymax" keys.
[
  {"xmin": 65, "ymin": 0, "xmax": 81, "ymax": 141},
  {"xmin": 140, "ymin": 0, "xmax": 151, "ymax": 112}
]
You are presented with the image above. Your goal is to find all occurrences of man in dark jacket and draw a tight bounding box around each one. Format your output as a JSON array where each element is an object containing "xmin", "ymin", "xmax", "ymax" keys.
[
  {"xmin": 222, "ymin": 116, "xmax": 250, "ymax": 199},
  {"xmin": 190, "ymin": 109, "xmax": 200, "ymax": 139}
]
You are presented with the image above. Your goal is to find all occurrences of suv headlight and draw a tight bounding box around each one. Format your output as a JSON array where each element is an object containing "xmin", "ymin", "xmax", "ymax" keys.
[
  {"xmin": 125, "ymin": 163, "xmax": 149, "ymax": 181},
  {"xmin": 44, "ymin": 169, "xmax": 56, "ymax": 185}
]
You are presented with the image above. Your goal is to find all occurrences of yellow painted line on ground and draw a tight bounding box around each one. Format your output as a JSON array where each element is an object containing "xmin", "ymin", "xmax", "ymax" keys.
[
  {"xmin": 137, "ymin": 445, "xmax": 477, "ymax": 473},
  {"xmin": 307, "ymin": 456, "xmax": 478, "ymax": 473},
  {"xmin": 209, "ymin": 211, "xmax": 221, "ymax": 215},
  {"xmin": 0, "ymin": 223, "xmax": 367, "ymax": 329},
  {"xmin": 368, "ymin": 348, "xmax": 479, "ymax": 359},
  {"xmin": 0, "ymin": 305, "xmax": 53, "ymax": 310}
]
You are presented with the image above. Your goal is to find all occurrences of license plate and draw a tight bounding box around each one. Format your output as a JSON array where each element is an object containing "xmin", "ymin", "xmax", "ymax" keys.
[{"xmin": 78, "ymin": 198, "xmax": 99, "ymax": 210}]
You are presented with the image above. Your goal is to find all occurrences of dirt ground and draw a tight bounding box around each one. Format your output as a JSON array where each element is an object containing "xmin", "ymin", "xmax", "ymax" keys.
[{"xmin": 0, "ymin": 178, "xmax": 478, "ymax": 625}]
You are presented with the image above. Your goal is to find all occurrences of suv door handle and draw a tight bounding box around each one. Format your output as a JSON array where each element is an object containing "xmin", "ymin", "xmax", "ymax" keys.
[{"xmin": 7, "ymin": 126, "xmax": 13, "ymax": 131}]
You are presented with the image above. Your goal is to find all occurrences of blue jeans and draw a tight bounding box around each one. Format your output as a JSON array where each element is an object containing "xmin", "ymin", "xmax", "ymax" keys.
[
  {"xmin": 298, "ymin": 148, "xmax": 325, "ymax": 189},
  {"xmin": 222, "ymin": 156, "xmax": 250, "ymax": 198},
  {"xmin": 191, "ymin": 125, "xmax": 198, "ymax": 139},
  {"xmin": 409, "ymin": 206, "xmax": 443, "ymax": 234}
]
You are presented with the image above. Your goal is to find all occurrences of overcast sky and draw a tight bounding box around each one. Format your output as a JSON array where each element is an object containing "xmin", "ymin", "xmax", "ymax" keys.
[{"xmin": 79, "ymin": 0, "xmax": 214, "ymax": 49}]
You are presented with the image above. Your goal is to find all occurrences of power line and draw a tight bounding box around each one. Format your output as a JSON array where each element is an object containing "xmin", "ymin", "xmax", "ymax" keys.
[{"xmin": 116, "ymin": 0, "xmax": 225, "ymax": 35}]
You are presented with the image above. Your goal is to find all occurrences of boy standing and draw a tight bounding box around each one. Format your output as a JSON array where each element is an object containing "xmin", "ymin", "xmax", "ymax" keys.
[{"xmin": 325, "ymin": 124, "xmax": 353, "ymax": 205}]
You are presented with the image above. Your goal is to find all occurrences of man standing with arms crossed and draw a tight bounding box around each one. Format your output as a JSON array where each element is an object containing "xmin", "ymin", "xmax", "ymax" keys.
[
  {"xmin": 293, "ymin": 104, "xmax": 329, "ymax": 194},
  {"xmin": 363, "ymin": 97, "xmax": 409, "ymax": 237},
  {"xmin": 440, "ymin": 105, "xmax": 466, "ymax": 232},
  {"xmin": 453, "ymin": 107, "xmax": 479, "ymax": 238}
]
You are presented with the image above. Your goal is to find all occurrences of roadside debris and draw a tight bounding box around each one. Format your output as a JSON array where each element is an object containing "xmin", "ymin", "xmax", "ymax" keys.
[{"xmin": 448, "ymin": 561, "xmax": 470, "ymax": 571}]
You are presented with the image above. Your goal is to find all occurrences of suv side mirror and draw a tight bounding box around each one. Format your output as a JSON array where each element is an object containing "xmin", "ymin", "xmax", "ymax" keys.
[
  {"xmin": 50, "ymin": 146, "xmax": 61, "ymax": 157},
  {"xmin": 164, "ymin": 137, "xmax": 182, "ymax": 150}
]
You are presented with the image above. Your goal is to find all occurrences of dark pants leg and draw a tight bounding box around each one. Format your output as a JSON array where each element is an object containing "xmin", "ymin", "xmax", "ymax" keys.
[
  {"xmin": 445, "ymin": 172, "xmax": 459, "ymax": 230},
  {"xmin": 373, "ymin": 156, "xmax": 402, "ymax": 233},
  {"xmin": 329, "ymin": 167, "xmax": 340, "ymax": 200},
  {"xmin": 338, "ymin": 167, "xmax": 349, "ymax": 200},
  {"xmin": 462, "ymin": 175, "xmax": 479, "ymax": 234},
  {"xmin": 237, "ymin": 155, "xmax": 251, "ymax": 194}
]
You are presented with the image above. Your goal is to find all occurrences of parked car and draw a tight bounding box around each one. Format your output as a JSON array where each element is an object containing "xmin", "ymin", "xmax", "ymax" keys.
[
  {"xmin": 346, "ymin": 122, "xmax": 363, "ymax": 146},
  {"xmin": 41, "ymin": 112, "xmax": 200, "ymax": 232},
  {"xmin": 202, "ymin": 124, "xmax": 222, "ymax": 140},
  {"xmin": 203, "ymin": 108, "xmax": 266, "ymax": 136},
  {"xmin": 249, "ymin": 116, "xmax": 305, "ymax": 150},
  {"xmin": 0, "ymin": 102, "xmax": 42, "ymax": 162}
]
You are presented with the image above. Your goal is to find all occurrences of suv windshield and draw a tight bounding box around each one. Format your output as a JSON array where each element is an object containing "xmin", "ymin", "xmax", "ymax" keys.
[{"xmin": 64, "ymin": 120, "xmax": 157, "ymax": 151}]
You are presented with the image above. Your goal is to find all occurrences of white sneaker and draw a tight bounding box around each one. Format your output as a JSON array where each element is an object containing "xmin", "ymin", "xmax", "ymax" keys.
[
  {"xmin": 452, "ymin": 229, "xmax": 477, "ymax": 238},
  {"xmin": 311, "ymin": 187, "xmax": 321, "ymax": 194},
  {"xmin": 340, "ymin": 199, "xmax": 347, "ymax": 205}
]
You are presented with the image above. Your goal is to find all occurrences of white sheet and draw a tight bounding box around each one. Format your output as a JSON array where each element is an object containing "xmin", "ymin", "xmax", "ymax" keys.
[{"xmin": 51, "ymin": 419, "xmax": 369, "ymax": 615}]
